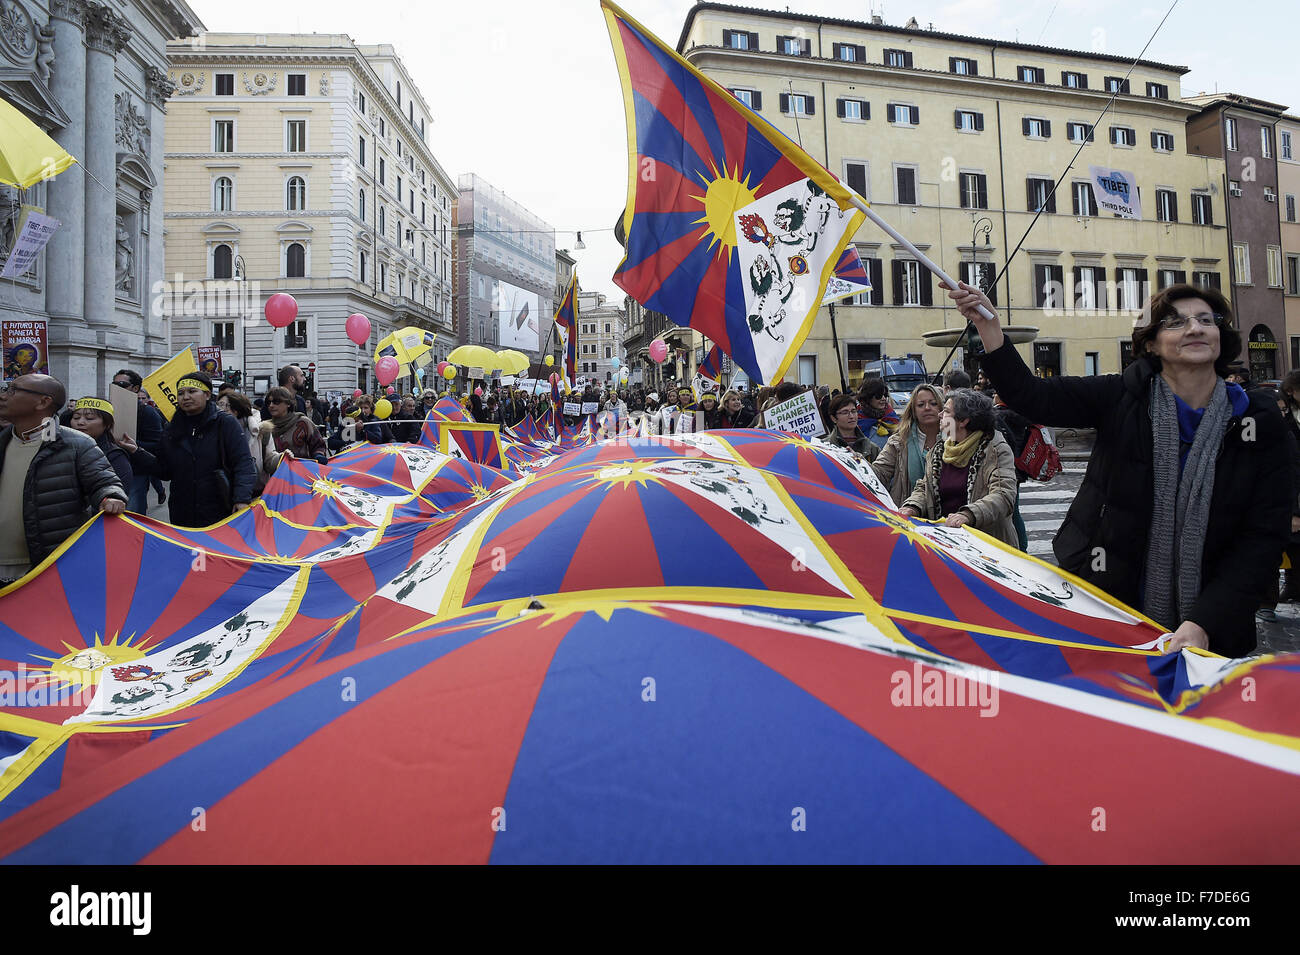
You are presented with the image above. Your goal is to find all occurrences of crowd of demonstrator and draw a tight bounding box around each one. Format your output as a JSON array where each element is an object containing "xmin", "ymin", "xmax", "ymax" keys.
[{"xmin": 4, "ymin": 286, "xmax": 1300, "ymax": 658}]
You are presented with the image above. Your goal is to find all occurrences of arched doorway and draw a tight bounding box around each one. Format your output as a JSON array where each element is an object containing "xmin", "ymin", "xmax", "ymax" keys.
[{"xmin": 1247, "ymin": 324, "xmax": 1278, "ymax": 382}]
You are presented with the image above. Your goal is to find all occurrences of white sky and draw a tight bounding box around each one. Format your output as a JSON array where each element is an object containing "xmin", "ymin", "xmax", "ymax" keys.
[{"xmin": 191, "ymin": 0, "xmax": 1299, "ymax": 303}]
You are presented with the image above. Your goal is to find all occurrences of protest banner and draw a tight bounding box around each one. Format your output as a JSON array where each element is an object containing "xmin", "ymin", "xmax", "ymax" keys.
[
  {"xmin": 0, "ymin": 208, "xmax": 60, "ymax": 279},
  {"xmin": 1089, "ymin": 165, "xmax": 1143, "ymax": 219},
  {"xmin": 143, "ymin": 348, "xmax": 199, "ymax": 421},
  {"xmin": 763, "ymin": 389, "xmax": 826, "ymax": 439},
  {"xmin": 196, "ymin": 346, "xmax": 222, "ymax": 377},
  {"xmin": 2, "ymin": 318, "xmax": 49, "ymax": 380},
  {"xmin": 109, "ymin": 384, "xmax": 138, "ymax": 442},
  {"xmin": 563, "ymin": 401, "xmax": 581, "ymax": 416},
  {"xmin": 581, "ymin": 401, "xmax": 599, "ymax": 415}
]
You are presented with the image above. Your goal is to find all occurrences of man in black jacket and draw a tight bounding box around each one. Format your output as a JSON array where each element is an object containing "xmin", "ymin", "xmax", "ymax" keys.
[
  {"xmin": 0, "ymin": 374, "xmax": 126, "ymax": 584},
  {"xmin": 129, "ymin": 372, "xmax": 257, "ymax": 528}
]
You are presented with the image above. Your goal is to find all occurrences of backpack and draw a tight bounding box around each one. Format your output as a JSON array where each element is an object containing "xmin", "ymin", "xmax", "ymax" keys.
[{"xmin": 1015, "ymin": 422, "xmax": 1063, "ymax": 482}]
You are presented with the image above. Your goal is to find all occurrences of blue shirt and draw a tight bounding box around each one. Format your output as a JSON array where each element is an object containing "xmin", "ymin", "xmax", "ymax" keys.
[{"xmin": 1172, "ymin": 383, "xmax": 1249, "ymax": 471}]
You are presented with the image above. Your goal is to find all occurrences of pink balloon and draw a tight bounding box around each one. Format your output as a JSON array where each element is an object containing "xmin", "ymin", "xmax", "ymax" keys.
[
  {"xmin": 265, "ymin": 293, "xmax": 298, "ymax": 329},
  {"xmin": 435, "ymin": 361, "xmax": 449, "ymax": 376},
  {"xmin": 344, "ymin": 313, "xmax": 371, "ymax": 346},
  {"xmin": 474, "ymin": 386, "xmax": 483, "ymax": 397},
  {"xmin": 375, "ymin": 356, "xmax": 400, "ymax": 386},
  {"xmin": 352, "ymin": 389, "xmax": 363, "ymax": 398},
  {"xmin": 649, "ymin": 339, "xmax": 668, "ymax": 363},
  {"xmin": 386, "ymin": 386, "xmax": 396, "ymax": 395},
  {"xmin": 549, "ymin": 373, "xmax": 560, "ymax": 385}
]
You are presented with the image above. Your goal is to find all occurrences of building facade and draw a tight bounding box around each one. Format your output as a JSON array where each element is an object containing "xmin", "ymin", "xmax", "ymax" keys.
[
  {"xmin": 552, "ymin": 246, "xmax": 575, "ymax": 368},
  {"xmin": 575, "ymin": 290, "xmax": 623, "ymax": 387},
  {"xmin": 162, "ymin": 34, "xmax": 456, "ymax": 396},
  {"xmin": 0, "ymin": 0, "xmax": 203, "ymax": 399},
  {"xmin": 1280, "ymin": 114, "xmax": 1300, "ymax": 371},
  {"xmin": 453, "ymin": 174, "xmax": 555, "ymax": 358},
  {"xmin": 677, "ymin": 3, "xmax": 1232, "ymax": 385},
  {"xmin": 1186, "ymin": 93, "xmax": 1288, "ymax": 380}
]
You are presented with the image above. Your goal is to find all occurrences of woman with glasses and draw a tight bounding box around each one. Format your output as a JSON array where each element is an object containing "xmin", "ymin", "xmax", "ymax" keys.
[
  {"xmin": 824, "ymin": 393, "xmax": 878, "ymax": 459},
  {"xmin": 944, "ymin": 279, "xmax": 1291, "ymax": 657},
  {"xmin": 259, "ymin": 386, "xmax": 328, "ymax": 474}
]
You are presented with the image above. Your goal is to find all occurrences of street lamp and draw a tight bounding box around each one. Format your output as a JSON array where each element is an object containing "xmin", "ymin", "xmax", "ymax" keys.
[{"xmin": 965, "ymin": 218, "xmax": 993, "ymax": 370}]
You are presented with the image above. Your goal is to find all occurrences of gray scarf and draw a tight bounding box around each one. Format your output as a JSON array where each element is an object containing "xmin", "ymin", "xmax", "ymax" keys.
[{"xmin": 1142, "ymin": 374, "xmax": 1232, "ymax": 630}]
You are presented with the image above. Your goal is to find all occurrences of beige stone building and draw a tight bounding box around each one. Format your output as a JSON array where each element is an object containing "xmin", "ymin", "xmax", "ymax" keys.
[
  {"xmin": 1279, "ymin": 114, "xmax": 1300, "ymax": 370},
  {"xmin": 678, "ymin": 3, "xmax": 1231, "ymax": 384},
  {"xmin": 163, "ymin": 34, "xmax": 455, "ymax": 395},
  {"xmin": 576, "ymin": 290, "xmax": 624, "ymax": 388}
]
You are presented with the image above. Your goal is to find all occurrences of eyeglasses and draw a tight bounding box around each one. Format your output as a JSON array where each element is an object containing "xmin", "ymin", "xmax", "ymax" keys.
[
  {"xmin": 266, "ymin": 398, "xmax": 287, "ymax": 406},
  {"xmin": 0, "ymin": 383, "xmax": 47, "ymax": 398},
  {"xmin": 112, "ymin": 380, "xmax": 133, "ymax": 388},
  {"xmin": 1161, "ymin": 312, "xmax": 1223, "ymax": 330}
]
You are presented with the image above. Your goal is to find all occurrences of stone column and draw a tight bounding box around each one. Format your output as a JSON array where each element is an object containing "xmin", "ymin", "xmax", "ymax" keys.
[
  {"xmin": 44, "ymin": 0, "xmax": 87, "ymax": 328},
  {"xmin": 82, "ymin": 2, "xmax": 131, "ymax": 334},
  {"xmin": 143, "ymin": 66, "xmax": 174, "ymax": 360}
]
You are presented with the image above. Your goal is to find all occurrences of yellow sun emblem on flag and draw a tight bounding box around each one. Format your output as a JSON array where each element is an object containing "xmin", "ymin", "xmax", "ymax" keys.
[
  {"xmin": 28, "ymin": 632, "xmax": 157, "ymax": 689},
  {"xmin": 312, "ymin": 477, "xmax": 345, "ymax": 498},
  {"xmin": 584, "ymin": 461, "xmax": 667, "ymax": 490},
  {"xmin": 470, "ymin": 482, "xmax": 490, "ymax": 501},
  {"xmin": 693, "ymin": 161, "xmax": 758, "ymax": 256},
  {"xmin": 869, "ymin": 506, "xmax": 950, "ymax": 554}
]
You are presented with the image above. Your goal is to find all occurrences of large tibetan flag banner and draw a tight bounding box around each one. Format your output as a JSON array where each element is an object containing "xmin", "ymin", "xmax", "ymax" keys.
[
  {"xmin": 603, "ymin": 1, "xmax": 866, "ymax": 386},
  {"xmin": 553, "ymin": 272, "xmax": 578, "ymax": 387}
]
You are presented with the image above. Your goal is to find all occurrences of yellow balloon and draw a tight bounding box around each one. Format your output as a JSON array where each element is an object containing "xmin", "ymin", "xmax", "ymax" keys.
[
  {"xmin": 544, "ymin": 355, "xmax": 555, "ymax": 367},
  {"xmin": 442, "ymin": 364, "xmax": 458, "ymax": 380},
  {"xmin": 374, "ymin": 398, "xmax": 393, "ymax": 419}
]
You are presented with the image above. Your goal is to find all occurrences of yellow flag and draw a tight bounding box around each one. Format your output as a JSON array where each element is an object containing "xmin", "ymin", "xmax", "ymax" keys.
[{"xmin": 142, "ymin": 348, "xmax": 199, "ymax": 421}]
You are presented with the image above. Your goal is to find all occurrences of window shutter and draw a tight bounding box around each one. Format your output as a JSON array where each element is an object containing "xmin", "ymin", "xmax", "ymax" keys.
[
  {"xmin": 803, "ymin": 39, "xmax": 811, "ymax": 56},
  {"xmin": 1169, "ymin": 193, "xmax": 1178, "ymax": 222},
  {"xmin": 954, "ymin": 109, "xmax": 963, "ymax": 129},
  {"xmin": 959, "ymin": 175, "xmax": 970, "ymax": 208},
  {"xmin": 748, "ymin": 32, "xmax": 759, "ymax": 49},
  {"xmin": 1174, "ymin": 270, "xmax": 1187, "ymax": 285},
  {"xmin": 975, "ymin": 112, "xmax": 984, "ymax": 131},
  {"xmin": 1041, "ymin": 120, "xmax": 1051, "ymax": 138},
  {"xmin": 752, "ymin": 90, "xmax": 762, "ymax": 111},
  {"xmin": 1114, "ymin": 268, "xmax": 1125, "ymax": 307},
  {"xmin": 980, "ymin": 263, "xmax": 998, "ymax": 305},
  {"xmin": 1026, "ymin": 179, "xmax": 1036, "ymax": 210},
  {"xmin": 1046, "ymin": 187, "xmax": 1056, "ymax": 213},
  {"xmin": 1036, "ymin": 68, "xmax": 1045, "ymax": 84},
  {"xmin": 1209, "ymin": 272, "xmax": 1221, "ymax": 290},
  {"xmin": 886, "ymin": 103, "xmax": 896, "ymax": 123},
  {"xmin": 1151, "ymin": 130, "xmax": 1159, "ymax": 149},
  {"xmin": 1095, "ymin": 271, "xmax": 1107, "ymax": 309},
  {"xmin": 1051, "ymin": 265, "xmax": 1064, "ymax": 307},
  {"xmin": 806, "ymin": 97, "xmax": 815, "ymax": 116},
  {"xmin": 723, "ymin": 29, "xmax": 734, "ymax": 46},
  {"xmin": 949, "ymin": 56, "xmax": 958, "ymax": 72},
  {"xmin": 1072, "ymin": 266, "xmax": 1083, "ymax": 305},
  {"xmin": 862, "ymin": 101, "xmax": 869, "ymax": 120},
  {"xmin": 1089, "ymin": 185, "xmax": 1098, "ymax": 216},
  {"xmin": 977, "ymin": 174, "xmax": 988, "ymax": 209},
  {"xmin": 891, "ymin": 260, "xmax": 905, "ymax": 305},
  {"xmin": 833, "ymin": 42, "xmax": 842, "ymax": 58},
  {"xmin": 1137, "ymin": 269, "xmax": 1149, "ymax": 300},
  {"xmin": 1033, "ymin": 265, "xmax": 1045, "ymax": 308},
  {"xmin": 919, "ymin": 265, "xmax": 933, "ymax": 306},
  {"xmin": 838, "ymin": 99, "xmax": 846, "ymax": 119},
  {"xmin": 856, "ymin": 45, "xmax": 866, "ymax": 61},
  {"xmin": 910, "ymin": 106, "xmax": 919, "ymax": 124},
  {"xmin": 869, "ymin": 258, "xmax": 884, "ymax": 305},
  {"xmin": 904, "ymin": 52, "xmax": 914, "ymax": 68},
  {"xmin": 780, "ymin": 92, "xmax": 790, "ymax": 113},
  {"xmin": 776, "ymin": 34, "xmax": 787, "ymax": 51},
  {"xmin": 1022, "ymin": 117, "xmax": 1031, "ymax": 136}
]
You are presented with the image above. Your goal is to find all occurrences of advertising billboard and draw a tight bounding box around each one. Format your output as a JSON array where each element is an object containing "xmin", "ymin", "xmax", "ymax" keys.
[{"xmin": 494, "ymin": 278, "xmax": 541, "ymax": 351}]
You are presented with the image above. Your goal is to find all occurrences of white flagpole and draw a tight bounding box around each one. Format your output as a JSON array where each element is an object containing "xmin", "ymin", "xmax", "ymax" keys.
[{"xmin": 847, "ymin": 194, "xmax": 997, "ymax": 323}]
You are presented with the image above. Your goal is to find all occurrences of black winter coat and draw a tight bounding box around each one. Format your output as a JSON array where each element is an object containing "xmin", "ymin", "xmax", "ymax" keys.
[
  {"xmin": 0, "ymin": 425, "xmax": 126, "ymax": 565},
  {"xmin": 982, "ymin": 342, "xmax": 1290, "ymax": 657},
  {"xmin": 133, "ymin": 401, "xmax": 258, "ymax": 528}
]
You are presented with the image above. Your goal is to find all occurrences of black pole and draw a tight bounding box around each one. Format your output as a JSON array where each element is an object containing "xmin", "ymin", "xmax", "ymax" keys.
[
  {"xmin": 533, "ymin": 319, "xmax": 558, "ymax": 397},
  {"xmin": 828, "ymin": 303, "xmax": 849, "ymax": 394}
]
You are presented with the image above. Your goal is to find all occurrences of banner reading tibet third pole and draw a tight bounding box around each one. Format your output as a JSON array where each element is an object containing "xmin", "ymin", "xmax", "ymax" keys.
[
  {"xmin": 1089, "ymin": 165, "xmax": 1143, "ymax": 219},
  {"xmin": 603, "ymin": 1, "xmax": 865, "ymax": 386}
]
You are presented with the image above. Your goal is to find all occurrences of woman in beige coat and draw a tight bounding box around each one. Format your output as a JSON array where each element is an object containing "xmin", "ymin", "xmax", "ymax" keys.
[
  {"xmin": 899, "ymin": 388, "xmax": 1018, "ymax": 546},
  {"xmin": 871, "ymin": 383, "xmax": 943, "ymax": 508}
]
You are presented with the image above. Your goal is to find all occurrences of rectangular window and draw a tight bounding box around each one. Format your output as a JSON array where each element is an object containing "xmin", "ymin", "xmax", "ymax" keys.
[
  {"xmin": 284, "ymin": 319, "xmax": 308, "ymax": 350},
  {"xmin": 723, "ymin": 29, "xmax": 759, "ymax": 51},
  {"xmin": 1283, "ymin": 130, "xmax": 1293, "ymax": 160},
  {"xmin": 1104, "ymin": 76, "xmax": 1130, "ymax": 94},
  {"xmin": 1073, "ymin": 266, "xmax": 1104, "ymax": 310},
  {"xmin": 959, "ymin": 172, "xmax": 988, "ymax": 209},
  {"xmin": 211, "ymin": 321, "xmax": 235, "ymax": 351},
  {"xmin": 379, "ymin": 156, "xmax": 386, "ymax": 186},
  {"xmin": 1192, "ymin": 192, "xmax": 1213, "ymax": 225},
  {"xmin": 1083, "ymin": 352, "xmax": 1099, "ymax": 376},
  {"xmin": 892, "ymin": 259, "xmax": 931, "ymax": 306},
  {"xmin": 949, "ymin": 57, "xmax": 977, "ymax": 76},
  {"xmin": 1151, "ymin": 131, "xmax": 1175, "ymax": 151},
  {"xmin": 954, "ymin": 109, "xmax": 984, "ymax": 132},
  {"xmin": 886, "ymin": 103, "xmax": 919, "ymax": 126},
  {"xmin": 1262, "ymin": 126, "xmax": 1274, "ymax": 158},
  {"xmin": 959, "ymin": 261, "xmax": 997, "ymax": 304},
  {"xmin": 1265, "ymin": 186, "xmax": 1277, "ymax": 203},
  {"xmin": 1225, "ymin": 117, "xmax": 1238, "ymax": 151},
  {"xmin": 215, "ymin": 73, "xmax": 234, "ymax": 96},
  {"xmin": 1145, "ymin": 81, "xmax": 1168, "ymax": 99},
  {"xmin": 833, "ymin": 43, "xmax": 866, "ymax": 62},
  {"xmin": 1287, "ymin": 194, "xmax": 1297, "ymax": 223},
  {"xmin": 1233, "ymin": 242, "xmax": 1250, "ymax": 284},
  {"xmin": 1192, "ymin": 270, "xmax": 1221, "ymax": 290},
  {"xmin": 780, "ymin": 92, "xmax": 814, "ymax": 116},
  {"xmin": 358, "ymin": 136, "xmax": 366, "ymax": 167},
  {"xmin": 1066, "ymin": 122, "xmax": 1094, "ymax": 143},
  {"xmin": 1115, "ymin": 267, "xmax": 1146, "ymax": 309},
  {"xmin": 357, "ymin": 91, "xmax": 366, "ymax": 114},
  {"xmin": 1155, "ymin": 268, "xmax": 1186, "ymax": 290},
  {"xmin": 731, "ymin": 88, "xmax": 762, "ymax": 110},
  {"xmin": 1155, "ymin": 189, "xmax": 1178, "ymax": 222},
  {"xmin": 1022, "ymin": 117, "xmax": 1051, "ymax": 138},
  {"xmin": 286, "ymin": 119, "xmax": 307, "ymax": 152},
  {"xmin": 1033, "ymin": 264, "xmax": 1065, "ymax": 308},
  {"xmin": 777, "ymin": 35, "xmax": 811, "ymax": 56},
  {"xmin": 1287, "ymin": 255, "xmax": 1300, "ymax": 295},
  {"xmin": 837, "ymin": 98, "xmax": 868, "ymax": 121},
  {"xmin": 1109, "ymin": 126, "xmax": 1136, "ymax": 147},
  {"xmin": 895, "ymin": 166, "xmax": 917, "ymax": 205},
  {"xmin": 1026, "ymin": 177, "xmax": 1056, "ymax": 213},
  {"xmin": 214, "ymin": 120, "xmax": 234, "ymax": 152},
  {"xmin": 844, "ymin": 161, "xmax": 868, "ymax": 197},
  {"xmin": 1061, "ymin": 71, "xmax": 1087, "ymax": 89},
  {"xmin": 1072, "ymin": 181, "xmax": 1098, "ymax": 216},
  {"xmin": 1268, "ymin": 246, "xmax": 1283, "ymax": 288},
  {"xmin": 884, "ymin": 49, "xmax": 913, "ymax": 68},
  {"xmin": 288, "ymin": 73, "xmax": 306, "ymax": 96},
  {"xmin": 1229, "ymin": 179, "xmax": 1242, "ymax": 196},
  {"xmin": 1018, "ymin": 65, "xmax": 1045, "ymax": 84}
]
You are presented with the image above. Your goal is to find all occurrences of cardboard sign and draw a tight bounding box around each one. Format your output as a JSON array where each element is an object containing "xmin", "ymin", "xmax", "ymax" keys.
[
  {"xmin": 2, "ymin": 317, "xmax": 49, "ymax": 380},
  {"xmin": 581, "ymin": 402, "xmax": 599, "ymax": 415},
  {"xmin": 0, "ymin": 207, "xmax": 60, "ymax": 279},
  {"xmin": 109, "ymin": 383, "xmax": 138, "ymax": 442},
  {"xmin": 763, "ymin": 389, "xmax": 826, "ymax": 439},
  {"xmin": 1089, "ymin": 165, "xmax": 1143, "ymax": 219},
  {"xmin": 467, "ymin": 366, "xmax": 485, "ymax": 379},
  {"xmin": 196, "ymin": 345, "xmax": 222, "ymax": 377},
  {"xmin": 563, "ymin": 402, "xmax": 581, "ymax": 416}
]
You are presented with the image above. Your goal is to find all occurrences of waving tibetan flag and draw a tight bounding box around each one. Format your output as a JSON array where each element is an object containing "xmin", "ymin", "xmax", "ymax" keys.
[
  {"xmin": 603, "ymin": 1, "xmax": 865, "ymax": 386},
  {"xmin": 694, "ymin": 342, "xmax": 724, "ymax": 395},
  {"xmin": 553, "ymin": 272, "xmax": 578, "ymax": 387},
  {"xmin": 821, "ymin": 245, "xmax": 873, "ymax": 306}
]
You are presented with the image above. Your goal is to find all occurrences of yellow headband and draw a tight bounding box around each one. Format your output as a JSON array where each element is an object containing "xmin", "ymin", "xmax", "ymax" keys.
[
  {"xmin": 177, "ymin": 378, "xmax": 211, "ymax": 393},
  {"xmin": 76, "ymin": 397, "xmax": 114, "ymax": 415}
]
